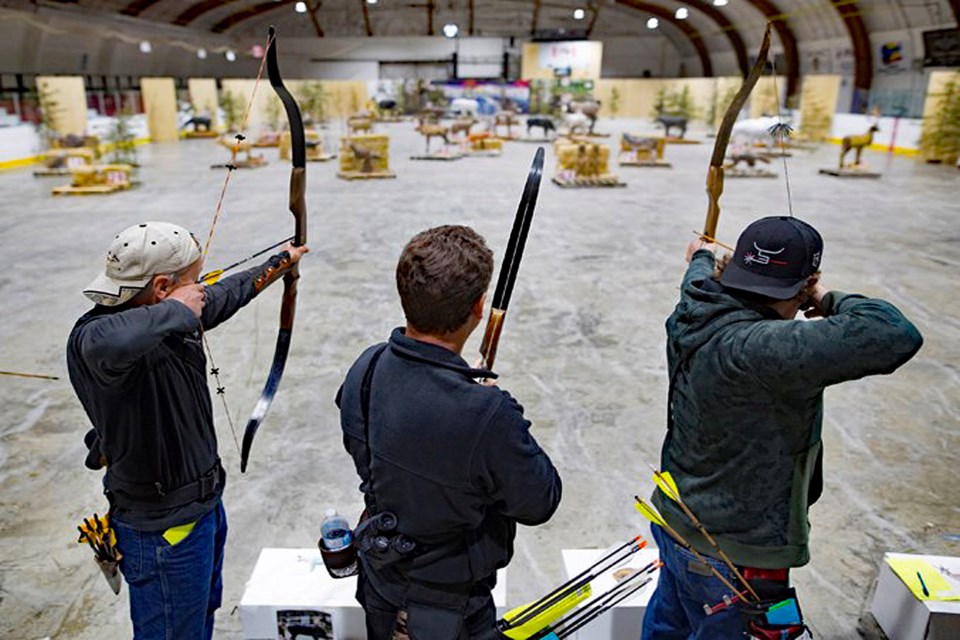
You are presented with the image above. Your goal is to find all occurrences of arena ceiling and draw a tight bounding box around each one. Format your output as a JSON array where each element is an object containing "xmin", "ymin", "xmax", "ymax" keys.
[{"xmin": 7, "ymin": 0, "xmax": 960, "ymax": 98}]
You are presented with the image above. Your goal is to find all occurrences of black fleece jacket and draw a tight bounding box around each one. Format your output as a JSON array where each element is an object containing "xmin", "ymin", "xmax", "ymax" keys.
[{"xmin": 337, "ymin": 328, "xmax": 562, "ymax": 593}]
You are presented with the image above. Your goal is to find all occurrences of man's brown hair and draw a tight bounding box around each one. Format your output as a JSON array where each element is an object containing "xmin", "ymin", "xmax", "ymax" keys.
[{"xmin": 396, "ymin": 225, "xmax": 494, "ymax": 334}]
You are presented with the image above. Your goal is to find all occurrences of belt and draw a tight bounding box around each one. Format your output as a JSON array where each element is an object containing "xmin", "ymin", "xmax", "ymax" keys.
[{"xmin": 107, "ymin": 460, "xmax": 223, "ymax": 510}]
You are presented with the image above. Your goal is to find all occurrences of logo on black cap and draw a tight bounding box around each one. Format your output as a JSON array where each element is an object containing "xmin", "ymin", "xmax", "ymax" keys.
[{"xmin": 743, "ymin": 243, "xmax": 788, "ymax": 266}]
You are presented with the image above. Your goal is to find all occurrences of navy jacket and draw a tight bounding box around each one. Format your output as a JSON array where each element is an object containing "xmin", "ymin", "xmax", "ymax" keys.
[{"xmin": 337, "ymin": 328, "xmax": 562, "ymax": 591}]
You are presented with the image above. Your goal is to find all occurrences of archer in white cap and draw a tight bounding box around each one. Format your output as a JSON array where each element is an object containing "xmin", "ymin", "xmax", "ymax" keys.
[
  {"xmin": 83, "ymin": 221, "xmax": 206, "ymax": 307},
  {"xmin": 66, "ymin": 221, "xmax": 307, "ymax": 640}
]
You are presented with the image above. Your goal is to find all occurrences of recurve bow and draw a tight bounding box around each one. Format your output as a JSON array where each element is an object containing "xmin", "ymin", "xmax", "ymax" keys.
[{"xmin": 239, "ymin": 26, "xmax": 308, "ymax": 473}]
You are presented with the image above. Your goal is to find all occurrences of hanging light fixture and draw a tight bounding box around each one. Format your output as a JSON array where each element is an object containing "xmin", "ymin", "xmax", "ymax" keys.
[
  {"xmin": 573, "ymin": 8, "xmax": 585, "ymax": 20},
  {"xmin": 443, "ymin": 23, "xmax": 459, "ymax": 38},
  {"xmin": 295, "ymin": 1, "xmax": 307, "ymax": 12},
  {"xmin": 139, "ymin": 40, "xmax": 152, "ymax": 53},
  {"xmin": 675, "ymin": 7, "xmax": 689, "ymax": 19},
  {"xmin": 647, "ymin": 17, "xmax": 659, "ymax": 29},
  {"xmin": 714, "ymin": 0, "xmax": 729, "ymax": 6},
  {"xmin": 197, "ymin": 47, "xmax": 207, "ymax": 59},
  {"xmin": 225, "ymin": 50, "xmax": 237, "ymax": 62}
]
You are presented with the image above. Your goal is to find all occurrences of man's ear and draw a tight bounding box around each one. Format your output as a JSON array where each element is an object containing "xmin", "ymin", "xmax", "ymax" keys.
[
  {"xmin": 805, "ymin": 274, "xmax": 820, "ymax": 290},
  {"xmin": 152, "ymin": 274, "xmax": 175, "ymax": 300},
  {"xmin": 471, "ymin": 292, "xmax": 487, "ymax": 320}
]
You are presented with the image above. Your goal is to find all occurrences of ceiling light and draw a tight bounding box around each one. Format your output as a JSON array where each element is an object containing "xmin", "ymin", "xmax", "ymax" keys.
[
  {"xmin": 251, "ymin": 44, "xmax": 265, "ymax": 58},
  {"xmin": 197, "ymin": 48, "xmax": 207, "ymax": 59},
  {"xmin": 714, "ymin": 0, "xmax": 728, "ymax": 5},
  {"xmin": 442, "ymin": 23, "xmax": 459, "ymax": 38},
  {"xmin": 225, "ymin": 50, "xmax": 237, "ymax": 62},
  {"xmin": 139, "ymin": 40, "xmax": 152, "ymax": 53},
  {"xmin": 647, "ymin": 17, "xmax": 659, "ymax": 29},
  {"xmin": 295, "ymin": 1, "xmax": 307, "ymax": 12},
  {"xmin": 675, "ymin": 7, "xmax": 689, "ymax": 19},
  {"xmin": 366, "ymin": 0, "xmax": 377, "ymax": 4},
  {"xmin": 573, "ymin": 8, "xmax": 585, "ymax": 20}
]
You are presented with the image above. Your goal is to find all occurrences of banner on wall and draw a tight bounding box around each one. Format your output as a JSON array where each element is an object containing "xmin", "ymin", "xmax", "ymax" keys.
[
  {"xmin": 922, "ymin": 28, "xmax": 960, "ymax": 67},
  {"xmin": 877, "ymin": 41, "xmax": 909, "ymax": 75},
  {"xmin": 834, "ymin": 47, "xmax": 855, "ymax": 75},
  {"xmin": 803, "ymin": 49, "xmax": 834, "ymax": 74},
  {"xmin": 538, "ymin": 41, "xmax": 595, "ymax": 72}
]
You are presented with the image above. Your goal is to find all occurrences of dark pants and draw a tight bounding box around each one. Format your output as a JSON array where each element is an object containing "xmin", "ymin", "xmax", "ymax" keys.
[
  {"xmin": 357, "ymin": 567, "xmax": 497, "ymax": 640},
  {"xmin": 113, "ymin": 502, "xmax": 227, "ymax": 640}
]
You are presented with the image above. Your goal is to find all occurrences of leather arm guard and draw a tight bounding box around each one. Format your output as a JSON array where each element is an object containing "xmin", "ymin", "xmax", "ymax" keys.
[{"xmin": 252, "ymin": 251, "xmax": 293, "ymax": 293}]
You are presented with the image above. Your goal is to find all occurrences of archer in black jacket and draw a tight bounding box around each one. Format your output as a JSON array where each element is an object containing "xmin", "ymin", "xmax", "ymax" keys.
[
  {"xmin": 337, "ymin": 225, "xmax": 562, "ymax": 640},
  {"xmin": 67, "ymin": 221, "xmax": 307, "ymax": 640}
]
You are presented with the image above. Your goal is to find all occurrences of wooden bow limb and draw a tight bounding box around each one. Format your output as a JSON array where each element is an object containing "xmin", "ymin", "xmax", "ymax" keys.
[{"xmin": 704, "ymin": 23, "xmax": 772, "ymax": 241}]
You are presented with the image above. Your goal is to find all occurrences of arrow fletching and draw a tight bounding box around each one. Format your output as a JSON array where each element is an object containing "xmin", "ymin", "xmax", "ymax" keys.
[
  {"xmin": 652, "ymin": 469, "xmax": 680, "ymax": 503},
  {"xmin": 201, "ymin": 269, "xmax": 224, "ymax": 286},
  {"xmin": 634, "ymin": 497, "xmax": 666, "ymax": 527},
  {"xmin": 501, "ymin": 584, "xmax": 592, "ymax": 639}
]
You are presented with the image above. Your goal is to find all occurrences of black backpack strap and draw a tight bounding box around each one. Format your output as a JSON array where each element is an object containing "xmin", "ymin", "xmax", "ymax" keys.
[{"xmin": 361, "ymin": 344, "xmax": 389, "ymax": 511}]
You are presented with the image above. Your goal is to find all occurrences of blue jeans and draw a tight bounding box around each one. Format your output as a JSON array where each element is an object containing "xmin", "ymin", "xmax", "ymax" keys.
[
  {"xmin": 641, "ymin": 524, "xmax": 746, "ymax": 639},
  {"xmin": 113, "ymin": 502, "xmax": 227, "ymax": 640}
]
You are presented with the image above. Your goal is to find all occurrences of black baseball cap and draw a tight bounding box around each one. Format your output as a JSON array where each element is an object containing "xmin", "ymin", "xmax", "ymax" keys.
[{"xmin": 720, "ymin": 216, "xmax": 823, "ymax": 300}]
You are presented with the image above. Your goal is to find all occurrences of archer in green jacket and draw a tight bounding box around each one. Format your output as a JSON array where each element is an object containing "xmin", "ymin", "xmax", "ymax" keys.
[{"xmin": 643, "ymin": 216, "xmax": 923, "ymax": 640}]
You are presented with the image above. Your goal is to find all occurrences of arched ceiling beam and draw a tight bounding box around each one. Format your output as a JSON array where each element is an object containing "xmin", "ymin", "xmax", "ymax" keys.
[
  {"xmin": 668, "ymin": 0, "xmax": 749, "ymax": 78},
  {"xmin": 211, "ymin": 0, "xmax": 296, "ymax": 34},
  {"xmin": 361, "ymin": 0, "xmax": 374, "ymax": 36},
  {"xmin": 585, "ymin": 0, "xmax": 603, "ymax": 38},
  {"xmin": 741, "ymin": 0, "xmax": 800, "ymax": 104},
  {"xmin": 175, "ymin": 1, "xmax": 241, "ymax": 27},
  {"xmin": 120, "ymin": 0, "xmax": 162, "ymax": 17},
  {"xmin": 829, "ymin": 0, "xmax": 872, "ymax": 111},
  {"xmin": 615, "ymin": 0, "xmax": 714, "ymax": 76}
]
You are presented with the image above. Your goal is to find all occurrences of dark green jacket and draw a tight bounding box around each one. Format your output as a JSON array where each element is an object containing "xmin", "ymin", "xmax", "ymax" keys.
[{"xmin": 653, "ymin": 250, "xmax": 923, "ymax": 568}]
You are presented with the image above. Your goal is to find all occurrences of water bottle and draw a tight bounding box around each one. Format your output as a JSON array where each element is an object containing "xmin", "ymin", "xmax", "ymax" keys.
[
  {"xmin": 321, "ymin": 509, "xmax": 352, "ymax": 551},
  {"xmin": 319, "ymin": 508, "xmax": 357, "ymax": 578}
]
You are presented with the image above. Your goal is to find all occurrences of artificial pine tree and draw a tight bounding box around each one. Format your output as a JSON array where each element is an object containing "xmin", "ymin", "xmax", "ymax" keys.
[
  {"xmin": 799, "ymin": 96, "xmax": 831, "ymax": 143},
  {"xmin": 298, "ymin": 81, "xmax": 328, "ymax": 126},
  {"xmin": 920, "ymin": 73, "xmax": 960, "ymax": 165},
  {"xmin": 109, "ymin": 106, "xmax": 138, "ymax": 166},
  {"xmin": 219, "ymin": 90, "xmax": 242, "ymax": 133},
  {"xmin": 609, "ymin": 86, "xmax": 621, "ymax": 119}
]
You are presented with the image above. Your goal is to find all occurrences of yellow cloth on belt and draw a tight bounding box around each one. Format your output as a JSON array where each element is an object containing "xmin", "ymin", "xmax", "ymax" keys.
[{"xmin": 162, "ymin": 521, "xmax": 197, "ymax": 546}]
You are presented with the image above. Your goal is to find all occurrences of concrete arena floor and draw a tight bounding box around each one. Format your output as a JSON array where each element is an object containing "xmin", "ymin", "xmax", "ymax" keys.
[{"xmin": 0, "ymin": 118, "xmax": 957, "ymax": 640}]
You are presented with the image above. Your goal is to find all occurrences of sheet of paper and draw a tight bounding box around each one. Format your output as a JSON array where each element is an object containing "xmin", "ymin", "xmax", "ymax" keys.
[{"xmin": 885, "ymin": 556, "xmax": 960, "ymax": 601}]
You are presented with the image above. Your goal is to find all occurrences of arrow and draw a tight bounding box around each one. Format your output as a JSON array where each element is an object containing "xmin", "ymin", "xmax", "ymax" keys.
[
  {"xmin": 199, "ymin": 236, "xmax": 294, "ymax": 285},
  {"xmin": 650, "ymin": 467, "xmax": 759, "ymax": 601},
  {"xmin": 634, "ymin": 495, "xmax": 752, "ymax": 609}
]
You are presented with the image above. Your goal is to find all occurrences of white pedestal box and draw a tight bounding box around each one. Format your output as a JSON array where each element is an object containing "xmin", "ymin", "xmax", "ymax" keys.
[
  {"xmin": 870, "ymin": 553, "xmax": 960, "ymax": 640},
  {"xmin": 239, "ymin": 548, "xmax": 507, "ymax": 640}
]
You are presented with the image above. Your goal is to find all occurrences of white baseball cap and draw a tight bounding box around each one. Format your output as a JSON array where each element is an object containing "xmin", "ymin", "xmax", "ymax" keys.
[{"xmin": 84, "ymin": 221, "xmax": 202, "ymax": 306}]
